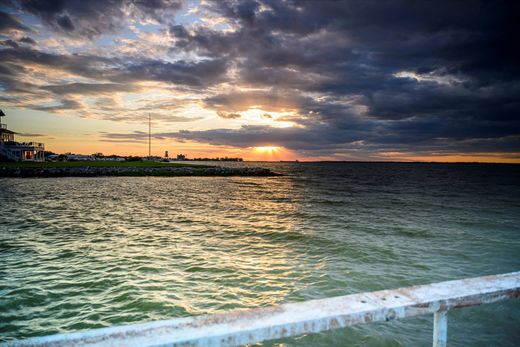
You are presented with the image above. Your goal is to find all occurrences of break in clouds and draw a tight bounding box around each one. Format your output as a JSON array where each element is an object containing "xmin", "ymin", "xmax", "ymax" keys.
[{"xmin": 0, "ymin": 0, "xmax": 519, "ymax": 159}]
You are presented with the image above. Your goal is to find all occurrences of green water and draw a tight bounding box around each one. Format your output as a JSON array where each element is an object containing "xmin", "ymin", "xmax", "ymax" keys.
[{"xmin": 1, "ymin": 162, "xmax": 519, "ymax": 346}]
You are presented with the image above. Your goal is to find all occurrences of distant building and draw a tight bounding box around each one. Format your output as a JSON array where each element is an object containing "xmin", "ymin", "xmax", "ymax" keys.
[
  {"xmin": 97, "ymin": 156, "xmax": 125, "ymax": 161},
  {"xmin": 176, "ymin": 154, "xmax": 186, "ymax": 161},
  {"xmin": 165, "ymin": 150, "xmax": 169, "ymax": 158},
  {"xmin": 0, "ymin": 110, "xmax": 45, "ymax": 162},
  {"xmin": 66, "ymin": 154, "xmax": 94, "ymax": 161}
]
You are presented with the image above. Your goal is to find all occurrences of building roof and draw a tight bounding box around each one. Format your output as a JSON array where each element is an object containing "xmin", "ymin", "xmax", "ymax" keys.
[{"xmin": 0, "ymin": 128, "xmax": 16, "ymax": 134}]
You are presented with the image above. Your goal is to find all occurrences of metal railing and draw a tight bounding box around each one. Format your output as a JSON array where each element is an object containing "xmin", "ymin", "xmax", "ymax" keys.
[
  {"xmin": 19, "ymin": 141, "xmax": 45, "ymax": 148},
  {"xmin": 2, "ymin": 271, "xmax": 519, "ymax": 347},
  {"xmin": 1, "ymin": 141, "xmax": 45, "ymax": 148}
]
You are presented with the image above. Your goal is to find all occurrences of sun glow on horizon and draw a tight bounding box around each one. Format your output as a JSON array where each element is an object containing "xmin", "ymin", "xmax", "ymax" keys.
[
  {"xmin": 248, "ymin": 146, "xmax": 292, "ymax": 161},
  {"xmin": 253, "ymin": 146, "xmax": 280, "ymax": 154}
]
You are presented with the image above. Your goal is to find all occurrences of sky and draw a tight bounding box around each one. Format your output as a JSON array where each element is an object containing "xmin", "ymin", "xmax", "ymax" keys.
[{"xmin": 0, "ymin": 0, "xmax": 519, "ymax": 162}]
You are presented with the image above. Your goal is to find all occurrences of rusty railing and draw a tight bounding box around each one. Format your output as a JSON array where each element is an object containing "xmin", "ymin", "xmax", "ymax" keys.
[{"xmin": 2, "ymin": 271, "xmax": 519, "ymax": 347}]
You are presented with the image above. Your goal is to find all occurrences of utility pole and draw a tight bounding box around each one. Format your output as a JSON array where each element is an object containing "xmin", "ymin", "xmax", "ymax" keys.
[{"xmin": 148, "ymin": 113, "xmax": 151, "ymax": 159}]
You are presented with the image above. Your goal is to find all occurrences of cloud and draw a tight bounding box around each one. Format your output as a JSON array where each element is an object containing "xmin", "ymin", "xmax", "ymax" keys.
[
  {"xmin": 17, "ymin": 133, "xmax": 47, "ymax": 137},
  {"xmin": 217, "ymin": 111, "xmax": 241, "ymax": 119},
  {"xmin": 0, "ymin": 47, "xmax": 116, "ymax": 79},
  {"xmin": 0, "ymin": 47, "xmax": 228, "ymax": 118},
  {"xmin": 30, "ymin": 99, "xmax": 83, "ymax": 112},
  {"xmin": 204, "ymin": 89, "xmax": 304, "ymax": 113},
  {"xmin": 100, "ymin": 123, "xmax": 520, "ymax": 156},
  {"xmin": 0, "ymin": 47, "xmax": 228, "ymax": 87},
  {"xmin": 0, "ymin": 11, "xmax": 31, "ymax": 33},
  {"xmin": 115, "ymin": 58, "xmax": 228, "ymax": 86},
  {"xmin": 1, "ymin": 0, "xmax": 519, "ymax": 158},
  {"xmin": 56, "ymin": 14, "xmax": 75, "ymax": 31},
  {"xmin": 99, "ymin": 112, "xmax": 203, "ymax": 123},
  {"xmin": 18, "ymin": 36, "xmax": 37, "ymax": 45},
  {"xmin": 42, "ymin": 82, "xmax": 139, "ymax": 95},
  {"xmin": 1, "ymin": 39, "xmax": 19, "ymax": 48},
  {"xmin": 99, "ymin": 123, "xmax": 368, "ymax": 151},
  {"xmin": 6, "ymin": 0, "xmax": 184, "ymax": 38}
]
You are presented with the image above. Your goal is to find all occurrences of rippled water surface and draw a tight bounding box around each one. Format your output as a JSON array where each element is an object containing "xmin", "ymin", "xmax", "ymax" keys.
[{"xmin": 1, "ymin": 162, "xmax": 520, "ymax": 346}]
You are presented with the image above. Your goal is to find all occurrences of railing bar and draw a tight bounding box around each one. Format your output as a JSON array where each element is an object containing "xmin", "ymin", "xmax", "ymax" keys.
[{"xmin": 1, "ymin": 271, "xmax": 519, "ymax": 347}]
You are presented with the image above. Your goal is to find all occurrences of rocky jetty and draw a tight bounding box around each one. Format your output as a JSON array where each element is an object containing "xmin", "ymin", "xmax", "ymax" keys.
[{"xmin": 0, "ymin": 166, "xmax": 278, "ymax": 178}]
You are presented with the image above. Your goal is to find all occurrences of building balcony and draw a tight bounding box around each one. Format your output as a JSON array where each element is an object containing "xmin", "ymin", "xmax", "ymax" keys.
[
  {"xmin": 22, "ymin": 142, "xmax": 45, "ymax": 148},
  {"xmin": 2, "ymin": 141, "xmax": 45, "ymax": 150}
]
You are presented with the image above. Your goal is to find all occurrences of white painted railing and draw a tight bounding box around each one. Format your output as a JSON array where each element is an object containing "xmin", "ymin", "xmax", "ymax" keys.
[{"xmin": 2, "ymin": 271, "xmax": 519, "ymax": 347}]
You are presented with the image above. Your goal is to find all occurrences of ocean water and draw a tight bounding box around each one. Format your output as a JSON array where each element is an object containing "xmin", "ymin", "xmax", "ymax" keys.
[{"xmin": 1, "ymin": 162, "xmax": 519, "ymax": 346}]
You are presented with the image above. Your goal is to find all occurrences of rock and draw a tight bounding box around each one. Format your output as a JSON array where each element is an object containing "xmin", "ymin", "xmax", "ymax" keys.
[{"xmin": 0, "ymin": 165, "xmax": 280, "ymax": 177}]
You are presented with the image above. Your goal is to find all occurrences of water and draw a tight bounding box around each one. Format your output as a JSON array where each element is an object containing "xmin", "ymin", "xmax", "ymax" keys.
[{"xmin": 1, "ymin": 162, "xmax": 519, "ymax": 346}]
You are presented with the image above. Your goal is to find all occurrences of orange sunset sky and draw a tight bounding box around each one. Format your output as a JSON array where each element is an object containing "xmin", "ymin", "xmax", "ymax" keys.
[{"xmin": 1, "ymin": 1, "xmax": 519, "ymax": 163}]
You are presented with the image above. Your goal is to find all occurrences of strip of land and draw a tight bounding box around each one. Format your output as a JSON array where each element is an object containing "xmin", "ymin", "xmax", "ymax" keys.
[{"xmin": 0, "ymin": 161, "xmax": 278, "ymax": 177}]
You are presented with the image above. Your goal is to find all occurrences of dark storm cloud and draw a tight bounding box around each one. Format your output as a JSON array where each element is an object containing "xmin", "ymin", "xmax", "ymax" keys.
[
  {"xmin": 4, "ymin": 0, "xmax": 184, "ymax": 38},
  {"xmin": 0, "ymin": 47, "xmax": 228, "ymax": 87},
  {"xmin": 100, "ymin": 124, "xmax": 520, "ymax": 155},
  {"xmin": 0, "ymin": 47, "xmax": 116, "ymax": 79},
  {"xmin": 0, "ymin": 10, "xmax": 31, "ymax": 33},
  {"xmin": 0, "ymin": 47, "xmax": 228, "ymax": 108},
  {"xmin": 114, "ymin": 58, "xmax": 228, "ymax": 86},
  {"xmin": 132, "ymin": 0, "xmax": 183, "ymax": 21},
  {"xmin": 18, "ymin": 36, "xmax": 37, "ymax": 45},
  {"xmin": 168, "ymin": 125, "xmax": 362, "ymax": 150},
  {"xmin": 164, "ymin": 0, "xmax": 520, "ymax": 155},
  {"xmin": 1, "ymin": 0, "xmax": 519, "ymax": 157},
  {"xmin": 100, "ymin": 126, "xmax": 339, "ymax": 149},
  {"xmin": 0, "ymin": 39, "xmax": 19, "ymax": 48},
  {"xmin": 55, "ymin": 14, "xmax": 74, "ymax": 31}
]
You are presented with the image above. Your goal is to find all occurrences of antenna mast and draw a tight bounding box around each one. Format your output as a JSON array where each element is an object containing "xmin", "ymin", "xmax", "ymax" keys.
[{"xmin": 148, "ymin": 113, "xmax": 151, "ymax": 159}]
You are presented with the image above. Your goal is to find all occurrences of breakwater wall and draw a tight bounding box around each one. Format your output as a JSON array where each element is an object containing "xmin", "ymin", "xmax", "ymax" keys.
[{"xmin": 0, "ymin": 166, "xmax": 278, "ymax": 177}]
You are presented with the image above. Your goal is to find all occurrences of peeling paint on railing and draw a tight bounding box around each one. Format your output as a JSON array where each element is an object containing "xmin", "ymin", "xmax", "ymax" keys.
[{"xmin": 2, "ymin": 271, "xmax": 519, "ymax": 347}]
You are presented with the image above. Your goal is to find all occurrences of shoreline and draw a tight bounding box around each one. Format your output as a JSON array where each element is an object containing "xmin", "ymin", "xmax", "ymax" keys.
[{"xmin": 0, "ymin": 165, "xmax": 279, "ymax": 177}]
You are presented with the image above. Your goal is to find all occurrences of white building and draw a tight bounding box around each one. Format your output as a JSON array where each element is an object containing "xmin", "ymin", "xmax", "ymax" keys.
[{"xmin": 0, "ymin": 110, "xmax": 45, "ymax": 162}]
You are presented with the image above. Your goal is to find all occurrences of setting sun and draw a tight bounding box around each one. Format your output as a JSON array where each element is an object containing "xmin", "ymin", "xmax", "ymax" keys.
[{"xmin": 253, "ymin": 146, "xmax": 280, "ymax": 154}]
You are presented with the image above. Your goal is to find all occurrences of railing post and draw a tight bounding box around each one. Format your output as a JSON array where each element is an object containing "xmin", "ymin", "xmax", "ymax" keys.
[{"xmin": 433, "ymin": 310, "xmax": 448, "ymax": 347}]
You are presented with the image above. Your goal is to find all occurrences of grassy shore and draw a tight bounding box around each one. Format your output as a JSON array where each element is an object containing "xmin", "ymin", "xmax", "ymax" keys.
[{"xmin": 0, "ymin": 160, "xmax": 210, "ymax": 168}]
